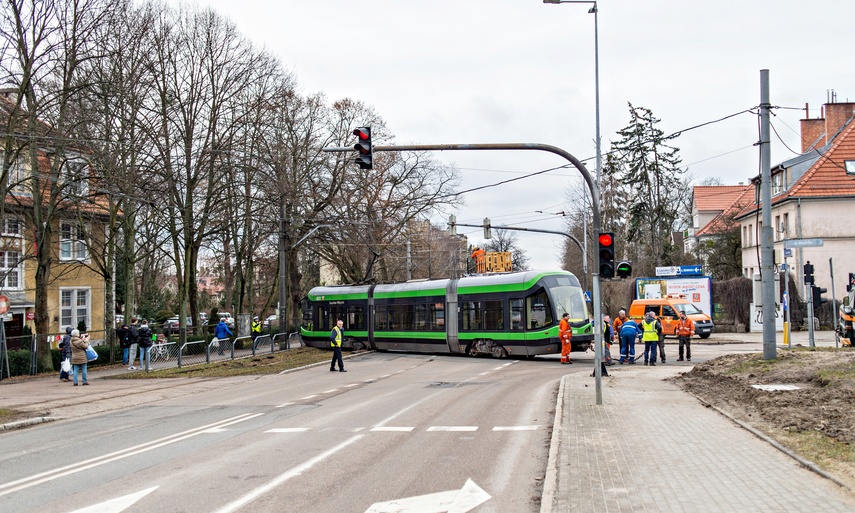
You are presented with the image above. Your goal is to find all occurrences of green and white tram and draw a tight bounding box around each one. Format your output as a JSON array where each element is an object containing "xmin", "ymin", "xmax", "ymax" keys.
[{"xmin": 300, "ymin": 270, "xmax": 593, "ymax": 358}]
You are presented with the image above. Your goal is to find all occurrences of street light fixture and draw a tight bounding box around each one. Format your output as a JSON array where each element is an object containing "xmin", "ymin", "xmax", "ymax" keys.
[{"xmin": 542, "ymin": 0, "xmax": 601, "ymax": 191}]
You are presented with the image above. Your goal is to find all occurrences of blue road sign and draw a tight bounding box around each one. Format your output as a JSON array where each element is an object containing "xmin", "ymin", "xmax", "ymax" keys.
[{"xmin": 679, "ymin": 265, "xmax": 703, "ymax": 276}]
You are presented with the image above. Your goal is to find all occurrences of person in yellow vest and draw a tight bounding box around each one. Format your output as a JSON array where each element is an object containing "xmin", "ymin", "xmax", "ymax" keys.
[
  {"xmin": 640, "ymin": 311, "xmax": 662, "ymax": 366},
  {"xmin": 559, "ymin": 312, "xmax": 573, "ymax": 364},
  {"xmin": 329, "ymin": 319, "xmax": 346, "ymax": 372},
  {"xmin": 251, "ymin": 316, "xmax": 262, "ymax": 347},
  {"xmin": 676, "ymin": 310, "xmax": 695, "ymax": 361}
]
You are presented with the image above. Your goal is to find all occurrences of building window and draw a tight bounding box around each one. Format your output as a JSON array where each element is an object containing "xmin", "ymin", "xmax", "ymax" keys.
[
  {"xmin": 772, "ymin": 172, "xmax": 784, "ymax": 194},
  {"xmin": 3, "ymin": 154, "xmax": 28, "ymax": 193},
  {"xmin": 60, "ymin": 222, "xmax": 88, "ymax": 260},
  {"xmin": 774, "ymin": 216, "xmax": 780, "ymax": 241},
  {"xmin": 845, "ymin": 160, "xmax": 855, "ymax": 175},
  {"xmin": 2, "ymin": 216, "xmax": 21, "ymax": 236},
  {"xmin": 0, "ymin": 251, "xmax": 21, "ymax": 289},
  {"xmin": 63, "ymin": 158, "xmax": 89, "ymax": 197},
  {"xmin": 61, "ymin": 288, "xmax": 90, "ymax": 330},
  {"xmin": 782, "ymin": 213, "xmax": 789, "ymax": 237}
]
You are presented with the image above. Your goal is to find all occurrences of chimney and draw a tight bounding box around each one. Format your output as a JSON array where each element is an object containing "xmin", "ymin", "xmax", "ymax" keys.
[
  {"xmin": 824, "ymin": 101, "xmax": 855, "ymax": 139},
  {"xmin": 800, "ymin": 105, "xmax": 826, "ymax": 153}
]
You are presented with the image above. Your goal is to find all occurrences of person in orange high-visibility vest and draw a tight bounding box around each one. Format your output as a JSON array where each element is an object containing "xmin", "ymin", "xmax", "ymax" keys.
[
  {"xmin": 675, "ymin": 310, "xmax": 695, "ymax": 361},
  {"xmin": 559, "ymin": 312, "xmax": 573, "ymax": 364},
  {"xmin": 471, "ymin": 246, "xmax": 486, "ymax": 273}
]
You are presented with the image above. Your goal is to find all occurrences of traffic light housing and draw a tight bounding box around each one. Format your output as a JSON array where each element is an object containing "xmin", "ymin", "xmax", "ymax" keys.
[
  {"xmin": 804, "ymin": 261, "xmax": 814, "ymax": 285},
  {"xmin": 812, "ymin": 285, "xmax": 828, "ymax": 311},
  {"xmin": 353, "ymin": 127, "xmax": 372, "ymax": 169},
  {"xmin": 483, "ymin": 218, "xmax": 491, "ymax": 239},
  {"xmin": 615, "ymin": 260, "xmax": 632, "ymax": 279},
  {"xmin": 598, "ymin": 232, "xmax": 615, "ymax": 278}
]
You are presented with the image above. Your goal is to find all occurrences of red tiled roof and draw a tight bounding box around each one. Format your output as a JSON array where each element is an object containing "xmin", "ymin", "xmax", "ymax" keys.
[
  {"xmin": 696, "ymin": 185, "xmax": 753, "ymax": 236},
  {"xmin": 693, "ymin": 185, "xmax": 750, "ymax": 212},
  {"xmin": 736, "ymin": 116, "xmax": 855, "ymax": 218}
]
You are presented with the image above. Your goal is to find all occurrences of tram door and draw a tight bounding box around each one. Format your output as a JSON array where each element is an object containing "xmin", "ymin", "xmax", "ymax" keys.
[{"xmin": 445, "ymin": 280, "xmax": 460, "ymax": 353}]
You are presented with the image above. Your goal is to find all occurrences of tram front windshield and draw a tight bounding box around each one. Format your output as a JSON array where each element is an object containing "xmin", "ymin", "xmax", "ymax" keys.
[{"xmin": 544, "ymin": 275, "xmax": 588, "ymax": 321}]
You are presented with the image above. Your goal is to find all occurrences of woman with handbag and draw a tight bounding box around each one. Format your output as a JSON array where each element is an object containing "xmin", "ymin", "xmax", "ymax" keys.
[{"xmin": 69, "ymin": 329, "xmax": 90, "ymax": 386}]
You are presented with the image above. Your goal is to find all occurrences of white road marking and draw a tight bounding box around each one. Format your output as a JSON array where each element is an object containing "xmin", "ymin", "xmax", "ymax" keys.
[
  {"xmin": 322, "ymin": 389, "xmax": 339, "ymax": 394},
  {"xmin": 427, "ymin": 426, "xmax": 478, "ymax": 432},
  {"xmin": 364, "ymin": 478, "xmax": 490, "ymax": 513},
  {"xmin": 479, "ymin": 372, "xmax": 490, "ymax": 376},
  {"xmin": 300, "ymin": 395, "xmax": 318, "ymax": 400},
  {"xmin": 364, "ymin": 379, "xmax": 376, "ymax": 383},
  {"xmin": 265, "ymin": 428, "xmax": 311, "ymax": 433},
  {"xmin": 203, "ymin": 428, "xmax": 228, "ymax": 433},
  {"xmin": 211, "ymin": 435, "xmax": 364, "ymax": 513},
  {"xmin": 274, "ymin": 402, "xmax": 293, "ymax": 408},
  {"xmin": 379, "ymin": 374, "xmax": 391, "ymax": 378},
  {"xmin": 492, "ymin": 425, "xmax": 540, "ymax": 431},
  {"xmin": 492, "ymin": 366, "xmax": 504, "ymax": 371},
  {"xmin": 68, "ymin": 486, "xmax": 158, "ymax": 513},
  {"xmin": 344, "ymin": 383, "xmax": 359, "ymax": 388},
  {"xmin": 370, "ymin": 426, "xmax": 414, "ymax": 432},
  {"xmin": 0, "ymin": 413, "xmax": 263, "ymax": 497}
]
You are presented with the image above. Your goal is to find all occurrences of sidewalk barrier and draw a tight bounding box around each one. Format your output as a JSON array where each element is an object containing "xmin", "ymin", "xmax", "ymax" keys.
[{"xmin": 252, "ymin": 334, "xmax": 272, "ymax": 356}]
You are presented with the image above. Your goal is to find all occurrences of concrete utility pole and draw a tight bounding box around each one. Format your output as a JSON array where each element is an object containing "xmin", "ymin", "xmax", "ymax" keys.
[{"xmin": 759, "ymin": 69, "xmax": 776, "ymax": 360}]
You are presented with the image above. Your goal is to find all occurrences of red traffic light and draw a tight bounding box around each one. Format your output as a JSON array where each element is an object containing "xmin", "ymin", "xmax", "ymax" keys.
[
  {"xmin": 598, "ymin": 233, "xmax": 613, "ymax": 246},
  {"xmin": 353, "ymin": 128, "xmax": 370, "ymax": 141}
]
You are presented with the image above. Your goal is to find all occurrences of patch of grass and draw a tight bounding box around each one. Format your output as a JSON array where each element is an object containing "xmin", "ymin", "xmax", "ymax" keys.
[
  {"xmin": 726, "ymin": 355, "xmax": 778, "ymax": 375},
  {"xmin": 773, "ymin": 429, "xmax": 855, "ymax": 471},
  {"xmin": 105, "ymin": 347, "xmax": 346, "ymax": 379},
  {"xmin": 818, "ymin": 367, "xmax": 855, "ymax": 382},
  {"xmin": 0, "ymin": 408, "xmax": 20, "ymax": 421}
]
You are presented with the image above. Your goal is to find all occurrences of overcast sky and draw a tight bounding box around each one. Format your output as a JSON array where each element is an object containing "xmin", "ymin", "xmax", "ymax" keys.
[{"xmin": 178, "ymin": 0, "xmax": 853, "ymax": 270}]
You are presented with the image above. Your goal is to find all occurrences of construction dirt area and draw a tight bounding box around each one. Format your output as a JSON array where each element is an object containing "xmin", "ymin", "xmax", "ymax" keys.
[{"xmin": 675, "ymin": 346, "xmax": 855, "ymax": 484}]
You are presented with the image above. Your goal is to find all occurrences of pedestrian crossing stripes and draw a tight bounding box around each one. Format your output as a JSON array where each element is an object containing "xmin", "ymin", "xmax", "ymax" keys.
[{"xmin": 263, "ymin": 425, "xmax": 541, "ymax": 434}]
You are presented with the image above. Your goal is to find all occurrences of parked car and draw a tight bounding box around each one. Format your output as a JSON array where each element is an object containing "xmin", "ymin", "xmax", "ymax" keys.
[
  {"xmin": 263, "ymin": 314, "xmax": 279, "ymax": 329},
  {"xmin": 166, "ymin": 316, "xmax": 192, "ymax": 329},
  {"xmin": 218, "ymin": 312, "xmax": 235, "ymax": 329}
]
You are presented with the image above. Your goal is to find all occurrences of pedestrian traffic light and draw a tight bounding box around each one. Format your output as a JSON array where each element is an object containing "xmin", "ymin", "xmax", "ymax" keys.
[
  {"xmin": 353, "ymin": 127, "xmax": 372, "ymax": 169},
  {"xmin": 812, "ymin": 285, "xmax": 828, "ymax": 311},
  {"xmin": 848, "ymin": 272, "xmax": 855, "ymax": 292},
  {"xmin": 598, "ymin": 232, "xmax": 615, "ymax": 278},
  {"xmin": 804, "ymin": 261, "xmax": 814, "ymax": 285},
  {"xmin": 449, "ymin": 214, "xmax": 457, "ymax": 236},
  {"xmin": 616, "ymin": 260, "xmax": 632, "ymax": 279},
  {"xmin": 483, "ymin": 217, "xmax": 491, "ymax": 239}
]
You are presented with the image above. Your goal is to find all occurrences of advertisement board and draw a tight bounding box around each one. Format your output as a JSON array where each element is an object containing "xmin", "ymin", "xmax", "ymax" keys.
[{"xmin": 634, "ymin": 276, "xmax": 713, "ymax": 316}]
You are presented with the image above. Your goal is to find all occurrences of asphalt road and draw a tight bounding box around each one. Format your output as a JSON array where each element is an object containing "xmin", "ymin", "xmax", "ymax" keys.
[{"xmin": 1, "ymin": 352, "xmax": 580, "ymax": 513}]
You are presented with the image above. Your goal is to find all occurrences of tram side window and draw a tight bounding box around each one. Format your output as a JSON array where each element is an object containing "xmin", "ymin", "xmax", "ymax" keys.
[
  {"xmin": 510, "ymin": 298, "xmax": 524, "ymax": 331},
  {"xmin": 375, "ymin": 305, "xmax": 390, "ymax": 331},
  {"xmin": 414, "ymin": 304, "xmax": 427, "ymax": 330},
  {"xmin": 483, "ymin": 300, "xmax": 503, "ymax": 330},
  {"xmin": 526, "ymin": 289, "xmax": 553, "ymax": 330},
  {"xmin": 395, "ymin": 304, "xmax": 414, "ymax": 331},
  {"xmin": 431, "ymin": 302, "xmax": 445, "ymax": 331},
  {"xmin": 329, "ymin": 305, "xmax": 346, "ymax": 330},
  {"xmin": 347, "ymin": 305, "xmax": 365, "ymax": 330},
  {"xmin": 461, "ymin": 301, "xmax": 481, "ymax": 331}
]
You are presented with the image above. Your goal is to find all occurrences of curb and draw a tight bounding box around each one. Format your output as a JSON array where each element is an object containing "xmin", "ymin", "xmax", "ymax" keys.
[
  {"xmin": 539, "ymin": 373, "xmax": 567, "ymax": 513},
  {"xmin": 1, "ymin": 416, "xmax": 59, "ymax": 431}
]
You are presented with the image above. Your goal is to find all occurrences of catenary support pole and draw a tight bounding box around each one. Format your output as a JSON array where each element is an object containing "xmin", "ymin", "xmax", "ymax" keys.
[{"xmin": 759, "ymin": 69, "xmax": 776, "ymax": 360}]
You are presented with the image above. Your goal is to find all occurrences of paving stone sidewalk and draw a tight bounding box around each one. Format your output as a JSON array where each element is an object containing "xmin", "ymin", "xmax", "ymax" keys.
[{"xmin": 540, "ymin": 363, "xmax": 855, "ymax": 513}]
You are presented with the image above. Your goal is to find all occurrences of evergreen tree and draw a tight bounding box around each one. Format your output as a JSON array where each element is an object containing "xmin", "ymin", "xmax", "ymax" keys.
[{"xmin": 610, "ymin": 103, "xmax": 687, "ymax": 271}]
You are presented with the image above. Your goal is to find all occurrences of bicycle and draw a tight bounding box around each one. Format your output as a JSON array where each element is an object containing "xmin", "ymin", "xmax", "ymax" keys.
[{"xmin": 150, "ymin": 340, "xmax": 171, "ymax": 363}]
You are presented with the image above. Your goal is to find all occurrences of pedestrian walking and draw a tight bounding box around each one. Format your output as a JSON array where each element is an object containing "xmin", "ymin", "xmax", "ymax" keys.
[
  {"xmin": 215, "ymin": 317, "xmax": 233, "ymax": 356},
  {"xmin": 127, "ymin": 318, "xmax": 140, "ymax": 370},
  {"xmin": 676, "ymin": 310, "xmax": 695, "ymax": 361},
  {"xmin": 618, "ymin": 318, "xmax": 641, "ymax": 364},
  {"xmin": 69, "ymin": 329, "xmax": 90, "ymax": 386},
  {"xmin": 138, "ymin": 319, "xmax": 154, "ymax": 371},
  {"xmin": 559, "ymin": 313, "xmax": 573, "ymax": 364},
  {"xmin": 657, "ymin": 314, "xmax": 667, "ymax": 364},
  {"xmin": 640, "ymin": 311, "xmax": 662, "ymax": 366},
  {"xmin": 330, "ymin": 319, "xmax": 346, "ymax": 372},
  {"xmin": 58, "ymin": 326, "xmax": 72, "ymax": 382}
]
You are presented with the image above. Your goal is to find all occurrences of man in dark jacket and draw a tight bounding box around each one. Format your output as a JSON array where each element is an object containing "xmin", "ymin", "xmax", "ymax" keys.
[{"xmin": 116, "ymin": 323, "xmax": 131, "ymax": 366}]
